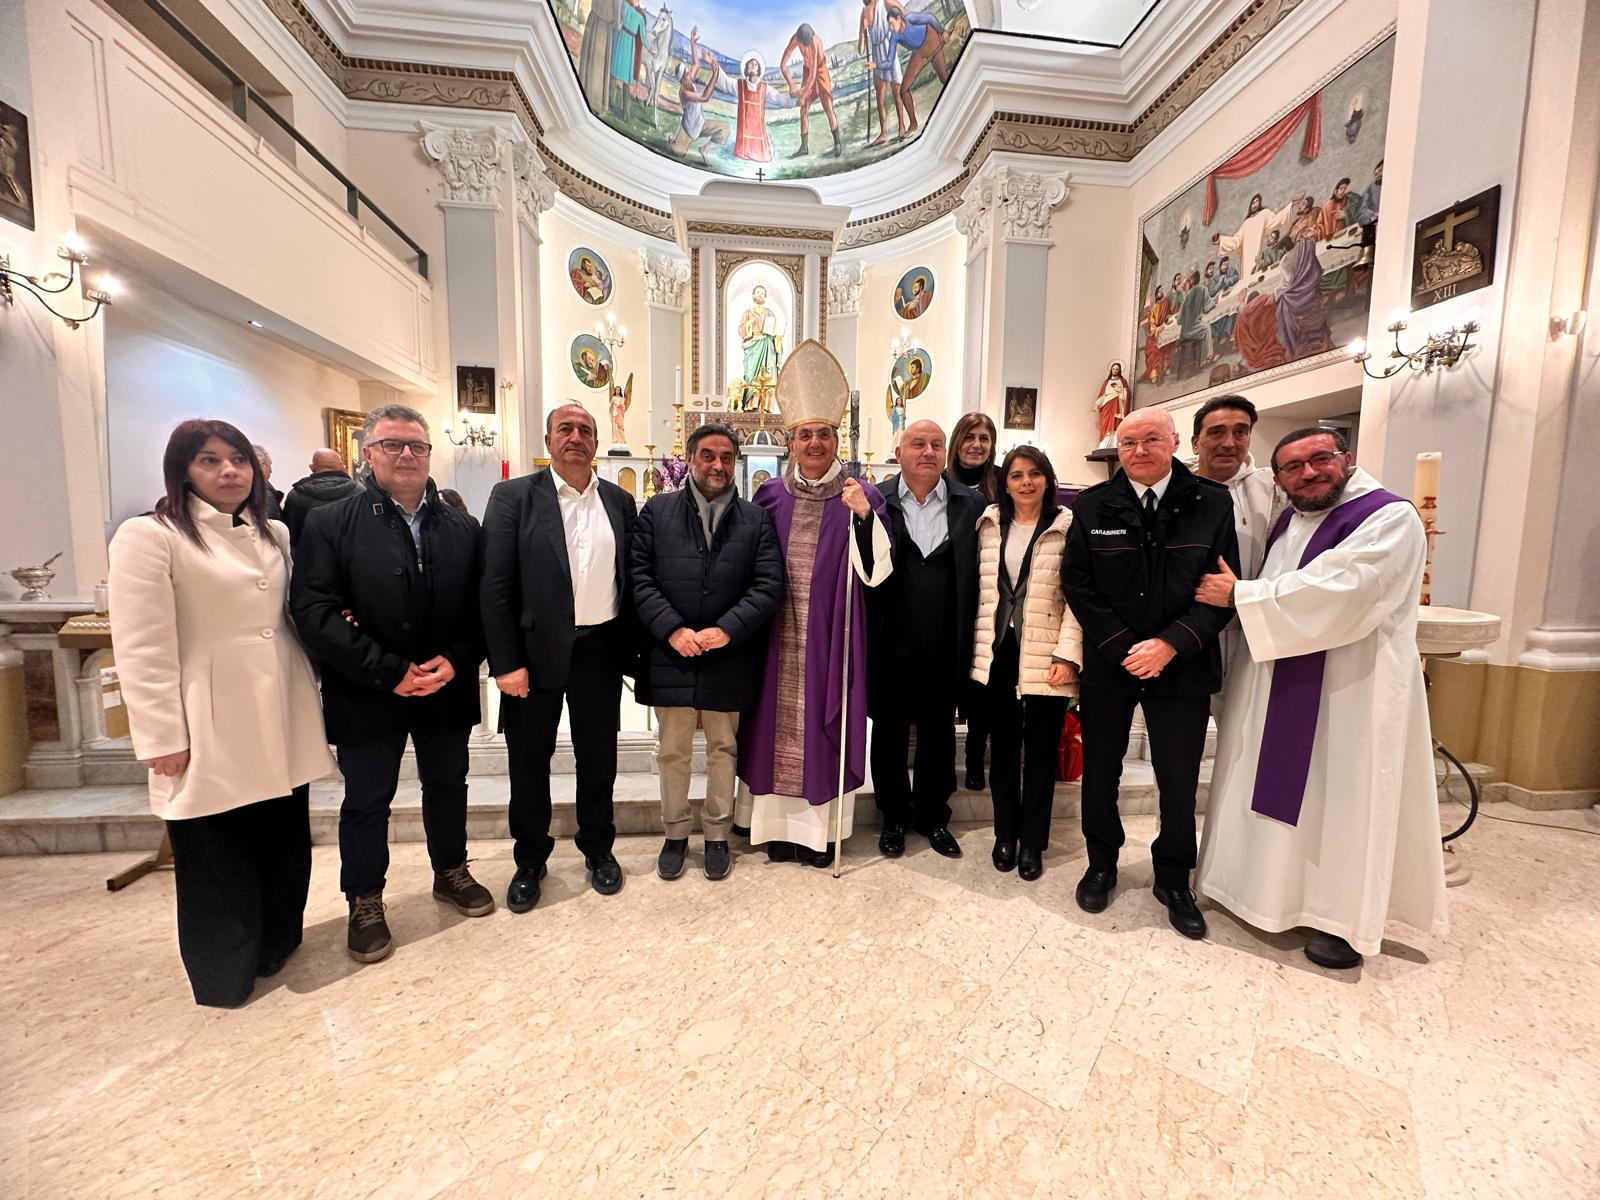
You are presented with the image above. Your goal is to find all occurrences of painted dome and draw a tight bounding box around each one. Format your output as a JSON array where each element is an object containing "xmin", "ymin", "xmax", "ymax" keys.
[{"xmin": 547, "ymin": 0, "xmax": 972, "ymax": 181}]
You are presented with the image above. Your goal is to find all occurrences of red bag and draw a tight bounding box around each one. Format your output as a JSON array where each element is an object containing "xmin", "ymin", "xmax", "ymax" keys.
[{"xmin": 1056, "ymin": 709, "xmax": 1083, "ymax": 782}]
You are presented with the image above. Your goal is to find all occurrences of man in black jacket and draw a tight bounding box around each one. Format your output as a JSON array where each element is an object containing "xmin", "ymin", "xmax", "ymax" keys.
[
  {"xmin": 1064, "ymin": 407, "xmax": 1239, "ymax": 940},
  {"xmin": 868, "ymin": 420, "xmax": 983, "ymax": 859},
  {"xmin": 282, "ymin": 448, "xmax": 363, "ymax": 544},
  {"xmin": 632, "ymin": 423, "xmax": 785, "ymax": 882},
  {"xmin": 481, "ymin": 403, "xmax": 637, "ymax": 909},
  {"xmin": 290, "ymin": 404, "xmax": 490, "ymax": 964}
]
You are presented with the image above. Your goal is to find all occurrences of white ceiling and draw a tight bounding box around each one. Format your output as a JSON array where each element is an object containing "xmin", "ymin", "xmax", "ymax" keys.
[{"xmin": 991, "ymin": 0, "xmax": 1166, "ymax": 46}]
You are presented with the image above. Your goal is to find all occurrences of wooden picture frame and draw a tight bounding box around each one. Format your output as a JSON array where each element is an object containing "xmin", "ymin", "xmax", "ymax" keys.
[
  {"xmin": 456, "ymin": 364, "xmax": 497, "ymax": 414},
  {"xmin": 323, "ymin": 407, "xmax": 364, "ymax": 474},
  {"xmin": 0, "ymin": 100, "xmax": 35, "ymax": 232}
]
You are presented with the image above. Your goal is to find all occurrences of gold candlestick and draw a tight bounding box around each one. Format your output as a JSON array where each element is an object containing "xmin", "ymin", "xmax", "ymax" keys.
[
  {"xmin": 642, "ymin": 443, "xmax": 658, "ymax": 498},
  {"xmin": 671, "ymin": 400, "xmax": 685, "ymax": 458},
  {"xmin": 862, "ymin": 450, "xmax": 876, "ymax": 484}
]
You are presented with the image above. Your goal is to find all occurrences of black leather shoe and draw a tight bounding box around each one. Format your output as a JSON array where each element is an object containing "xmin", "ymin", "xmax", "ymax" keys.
[
  {"xmin": 964, "ymin": 767, "xmax": 985, "ymax": 791},
  {"xmin": 657, "ymin": 837, "xmax": 688, "ymax": 881},
  {"xmin": 1305, "ymin": 931, "xmax": 1363, "ymax": 969},
  {"xmin": 927, "ymin": 826, "xmax": 963, "ymax": 859},
  {"xmin": 704, "ymin": 840, "xmax": 732, "ymax": 881},
  {"xmin": 801, "ymin": 842, "xmax": 837, "ymax": 869},
  {"xmin": 1018, "ymin": 847, "xmax": 1043, "ymax": 881},
  {"xmin": 1075, "ymin": 867, "xmax": 1117, "ymax": 913},
  {"xmin": 588, "ymin": 854, "xmax": 624, "ymax": 896},
  {"xmin": 1153, "ymin": 884, "xmax": 1208, "ymax": 940},
  {"xmin": 731, "ymin": 823, "xmax": 752, "ymax": 839},
  {"xmin": 505, "ymin": 863, "xmax": 547, "ymax": 914},
  {"xmin": 992, "ymin": 840, "xmax": 1017, "ymax": 872},
  {"xmin": 879, "ymin": 822, "xmax": 906, "ymax": 858}
]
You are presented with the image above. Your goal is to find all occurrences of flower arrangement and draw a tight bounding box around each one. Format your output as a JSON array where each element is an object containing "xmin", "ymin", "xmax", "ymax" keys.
[{"xmin": 656, "ymin": 453, "xmax": 689, "ymax": 491}]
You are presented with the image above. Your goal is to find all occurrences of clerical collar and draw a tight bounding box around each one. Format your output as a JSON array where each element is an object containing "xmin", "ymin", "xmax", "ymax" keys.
[{"xmin": 792, "ymin": 459, "xmax": 843, "ymax": 491}]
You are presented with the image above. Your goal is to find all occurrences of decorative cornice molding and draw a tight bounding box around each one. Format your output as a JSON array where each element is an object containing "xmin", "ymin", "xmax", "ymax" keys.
[
  {"xmin": 419, "ymin": 121, "xmax": 509, "ymax": 205},
  {"xmin": 640, "ymin": 248, "xmax": 691, "ymax": 310},
  {"xmin": 512, "ymin": 144, "xmax": 556, "ymax": 227},
  {"xmin": 826, "ymin": 261, "xmax": 866, "ymax": 319},
  {"xmin": 686, "ymin": 221, "xmax": 836, "ymax": 243},
  {"xmin": 538, "ymin": 149, "xmax": 675, "ymax": 239},
  {"xmin": 955, "ymin": 174, "xmax": 994, "ymax": 259}
]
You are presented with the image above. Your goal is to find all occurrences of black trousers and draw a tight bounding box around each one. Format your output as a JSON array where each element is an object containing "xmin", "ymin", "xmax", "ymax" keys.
[
  {"xmin": 1078, "ymin": 684, "xmax": 1210, "ymax": 889},
  {"xmin": 871, "ymin": 655, "xmax": 957, "ymax": 833},
  {"xmin": 504, "ymin": 629, "xmax": 621, "ymax": 869},
  {"xmin": 164, "ymin": 787, "xmax": 312, "ymax": 1008},
  {"xmin": 961, "ymin": 679, "xmax": 990, "ymax": 778},
  {"xmin": 335, "ymin": 723, "xmax": 471, "ymax": 898},
  {"xmin": 985, "ymin": 633, "xmax": 1069, "ymax": 852}
]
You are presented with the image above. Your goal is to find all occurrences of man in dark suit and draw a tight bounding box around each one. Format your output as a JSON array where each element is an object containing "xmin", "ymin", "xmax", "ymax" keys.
[
  {"xmin": 632, "ymin": 423, "xmax": 785, "ymax": 882},
  {"xmin": 290, "ymin": 404, "xmax": 489, "ymax": 964},
  {"xmin": 1064, "ymin": 407, "xmax": 1239, "ymax": 941},
  {"xmin": 480, "ymin": 403, "xmax": 637, "ymax": 909},
  {"xmin": 868, "ymin": 419, "xmax": 983, "ymax": 860}
]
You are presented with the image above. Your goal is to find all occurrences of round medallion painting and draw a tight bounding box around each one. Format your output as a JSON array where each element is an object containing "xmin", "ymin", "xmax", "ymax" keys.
[
  {"xmin": 886, "ymin": 348, "xmax": 933, "ymax": 439},
  {"xmin": 892, "ymin": 267, "xmax": 936, "ymax": 320},
  {"xmin": 569, "ymin": 333, "xmax": 614, "ymax": 390},
  {"xmin": 568, "ymin": 247, "xmax": 613, "ymax": 306}
]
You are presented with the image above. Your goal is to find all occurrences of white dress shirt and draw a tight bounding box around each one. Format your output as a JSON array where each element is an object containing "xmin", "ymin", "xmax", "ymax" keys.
[
  {"xmin": 1135, "ymin": 469, "xmax": 1172, "ymax": 510},
  {"xmin": 900, "ymin": 476, "xmax": 949, "ymax": 557},
  {"xmin": 555, "ymin": 471, "xmax": 618, "ymax": 625}
]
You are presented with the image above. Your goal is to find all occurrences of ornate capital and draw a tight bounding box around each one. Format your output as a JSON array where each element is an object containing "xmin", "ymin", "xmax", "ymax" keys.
[
  {"xmin": 955, "ymin": 175, "xmax": 995, "ymax": 259},
  {"xmin": 419, "ymin": 121, "xmax": 509, "ymax": 206},
  {"xmin": 512, "ymin": 145, "xmax": 556, "ymax": 227},
  {"xmin": 991, "ymin": 165, "xmax": 1071, "ymax": 245},
  {"xmin": 827, "ymin": 261, "xmax": 866, "ymax": 319},
  {"xmin": 640, "ymin": 249, "xmax": 691, "ymax": 309}
]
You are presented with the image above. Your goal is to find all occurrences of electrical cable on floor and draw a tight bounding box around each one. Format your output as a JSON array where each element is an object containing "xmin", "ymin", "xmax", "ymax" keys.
[{"xmin": 1437, "ymin": 769, "xmax": 1600, "ymax": 838}]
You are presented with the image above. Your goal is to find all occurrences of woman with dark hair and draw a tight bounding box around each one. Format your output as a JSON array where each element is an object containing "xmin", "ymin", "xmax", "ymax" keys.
[
  {"xmin": 946, "ymin": 411, "xmax": 998, "ymax": 788},
  {"xmin": 108, "ymin": 419, "xmax": 332, "ymax": 1007},
  {"xmin": 970, "ymin": 445, "xmax": 1082, "ymax": 880}
]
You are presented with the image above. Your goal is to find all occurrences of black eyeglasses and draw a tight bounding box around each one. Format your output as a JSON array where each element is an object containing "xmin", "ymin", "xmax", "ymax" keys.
[
  {"xmin": 1274, "ymin": 450, "xmax": 1343, "ymax": 477},
  {"xmin": 371, "ymin": 439, "xmax": 432, "ymax": 458}
]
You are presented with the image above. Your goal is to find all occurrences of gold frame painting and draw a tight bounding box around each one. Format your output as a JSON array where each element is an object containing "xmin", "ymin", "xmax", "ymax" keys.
[{"xmin": 324, "ymin": 407, "xmax": 364, "ymax": 474}]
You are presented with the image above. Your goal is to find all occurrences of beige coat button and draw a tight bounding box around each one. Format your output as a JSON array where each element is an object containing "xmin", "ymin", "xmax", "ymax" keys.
[
  {"xmin": 257, "ymin": 579, "xmax": 270, "ymax": 589},
  {"xmin": 261, "ymin": 628, "xmax": 275, "ymax": 638}
]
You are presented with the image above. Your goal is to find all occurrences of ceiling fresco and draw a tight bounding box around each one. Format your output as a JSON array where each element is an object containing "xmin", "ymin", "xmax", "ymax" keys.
[{"xmin": 546, "ymin": 0, "xmax": 972, "ymax": 180}]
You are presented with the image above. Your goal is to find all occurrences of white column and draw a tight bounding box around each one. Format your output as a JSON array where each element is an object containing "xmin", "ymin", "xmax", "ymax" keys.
[
  {"xmin": 696, "ymin": 245, "xmax": 717, "ymax": 399},
  {"xmin": 419, "ymin": 121, "xmax": 513, "ymax": 513},
  {"xmin": 512, "ymin": 145, "xmax": 556, "ymax": 474},
  {"xmin": 642, "ymin": 248, "xmax": 691, "ymax": 452},
  {"xmin": 802, "ymin": 253, "xmax": 822, "ymax": 342},
  {"xmin": 827, "ymin": 260, "xmax": 866, "ymax": 401}
]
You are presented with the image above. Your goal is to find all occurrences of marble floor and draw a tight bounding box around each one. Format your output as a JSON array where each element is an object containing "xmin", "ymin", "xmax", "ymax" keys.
[{"xmin": 2, "ymin": 805, "xmax": 1597, "ymax": 1199}]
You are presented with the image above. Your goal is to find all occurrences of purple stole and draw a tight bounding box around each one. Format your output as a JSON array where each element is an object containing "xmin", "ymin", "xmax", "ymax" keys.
[{"xmin": 1249, "ymin": 488, "xmax": 1409, "ymax": 825}]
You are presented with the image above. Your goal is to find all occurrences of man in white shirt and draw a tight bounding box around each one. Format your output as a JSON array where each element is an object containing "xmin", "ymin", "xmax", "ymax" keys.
[{"xmin": 481, "ymin": 404, "xmax": 638, "ymax": 908}]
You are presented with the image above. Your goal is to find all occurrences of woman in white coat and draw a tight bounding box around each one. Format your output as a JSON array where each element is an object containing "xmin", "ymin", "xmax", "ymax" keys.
[
  {"xmin": 970, "ymin": 446, "xmax": 1083, "ymax": 881},
  {"xmin": 108, "ymin": 419, "xmax": 333, "ymax": 1007}
]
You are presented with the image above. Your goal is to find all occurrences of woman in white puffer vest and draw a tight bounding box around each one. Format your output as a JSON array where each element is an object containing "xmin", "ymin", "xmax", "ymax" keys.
[{"xmin": 971, "ymin": 445, "xmax": 1083, "ymax": 881}]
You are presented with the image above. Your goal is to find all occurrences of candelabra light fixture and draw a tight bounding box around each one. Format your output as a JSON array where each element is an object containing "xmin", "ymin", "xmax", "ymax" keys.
[
  {"xmin": 595, "ymin": 311, "xmax": 627, "ymax": 354},
  {"xmin": 445, "ymin": 413, "xmax": 497, "ymax": 448},
  {"xmin": 1348, "ymin": 308, "xmax": 1479, "ymax": 380},
  {"xmin": 888, "ymin": 327, "xmax": 917, "ymax": 360},
  {"xmin": 0, "ymin": 236, "xmax": 118, "ymax": 329}
]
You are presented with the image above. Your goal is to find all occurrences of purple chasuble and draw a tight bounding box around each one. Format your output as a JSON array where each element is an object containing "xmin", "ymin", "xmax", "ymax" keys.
[
  {"xmin": 737, "ymin": 473, "xmax": 889, "ymax": 805},
  {"xmin": 1249, "ymin": 487, "xmax": 1410, "ymax": 825}
]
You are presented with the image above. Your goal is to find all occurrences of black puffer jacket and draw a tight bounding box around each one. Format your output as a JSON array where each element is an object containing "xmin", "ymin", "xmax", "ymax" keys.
[
  {"xmin": 283, "ymin": 470, "xmax": 363, "ymax": 544},
  {"xmin": 1063, "ymin": 460, "xmax": 1239, "ymax": 698},
  {"xmin": 630, "ymin": 485, "xmax": 785, "ymax": 711},
  {"xmin": 290, "ymin": 477, "xmax": 484, "ymax": 741}
]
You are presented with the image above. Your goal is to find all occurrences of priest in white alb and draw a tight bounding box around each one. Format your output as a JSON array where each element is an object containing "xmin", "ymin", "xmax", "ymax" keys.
[{"xmin": 1192, "ymin": 427, "xmax": 1448, "ymax": 969}]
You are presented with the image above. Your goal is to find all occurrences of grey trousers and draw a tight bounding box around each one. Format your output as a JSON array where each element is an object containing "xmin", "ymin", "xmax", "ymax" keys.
[{"xmin": 655, "ymin": 707, "xmax": 740, "ymax": 840}]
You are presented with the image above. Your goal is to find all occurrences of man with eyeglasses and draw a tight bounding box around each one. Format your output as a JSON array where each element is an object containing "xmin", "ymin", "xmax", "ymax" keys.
[
  {"xmin": 481, "ymin": 403, "xmax": 637, "ymax": 908},
  {"xmin": 1192, "ymin": 428, "xmax": 1447, "ymax": 971},
  {"xmin": 292, "ymin": 404, "xmax": 491, "ymax": 964},
  {"xmin": 1063, "ymin": 407, "xmax": 1239, "ymax": 941}
]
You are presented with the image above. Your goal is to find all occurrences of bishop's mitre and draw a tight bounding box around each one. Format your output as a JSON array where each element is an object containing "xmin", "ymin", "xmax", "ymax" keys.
[{"xmin": 775, "ymin": 339, "xmax": 851, "ymax": 431}]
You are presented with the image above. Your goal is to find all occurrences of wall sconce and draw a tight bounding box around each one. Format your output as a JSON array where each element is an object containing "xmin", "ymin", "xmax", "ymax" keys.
[
  {"xmin": 445, "ymin": 414, "xmax": 497, "ymax": 448},
  {"xmin": 1550, "ymin": 310, "xmax": 1588, "ymax": 339},
  {"xmin": 1348, "ymin": 309, "xmax": 1479, "ymax": 380},
  {"xmin": 595, "ymin": 311, "xmax": 626, "ymax": 354},
  {"xmin": 0, "ymin": 238, "xmax": 117, "ymax": 329},
  {"xmin": 888, "ymin": 327, "xmax": 918, "ymax": 359}
]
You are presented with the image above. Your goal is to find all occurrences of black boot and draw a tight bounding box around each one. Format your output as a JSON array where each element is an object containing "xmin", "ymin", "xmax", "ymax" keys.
[
  {"xmin": 790, "ymin": 134, "xmax": 811, "ymax": 158},
  {"xmin": 828, "ymin": 126, "xmax": 842, "ymax": 157}
]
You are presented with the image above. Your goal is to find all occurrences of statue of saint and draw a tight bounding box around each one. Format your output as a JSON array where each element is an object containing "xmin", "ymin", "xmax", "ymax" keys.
[
  {"xmin": 1095, "ymin": 361, "xmax": 1132, "ymax": 449},
  {"xmin": 608, "ymin": 372, "xmax": 633, "ymax": 451},
  {"xmin": 735, "ymin": 285, "xmax": 782, "ymax": 411}
]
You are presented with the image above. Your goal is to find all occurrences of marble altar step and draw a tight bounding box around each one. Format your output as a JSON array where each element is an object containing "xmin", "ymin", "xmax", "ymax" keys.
[{"xmin": 0, "ymin": 757, "xmax": 1498, "ymax": 856}]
